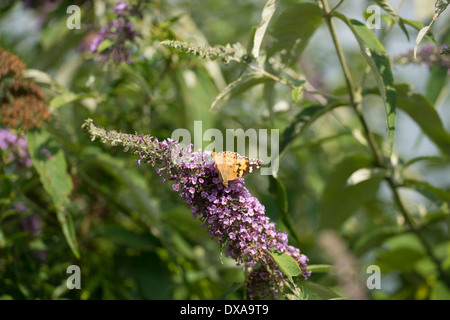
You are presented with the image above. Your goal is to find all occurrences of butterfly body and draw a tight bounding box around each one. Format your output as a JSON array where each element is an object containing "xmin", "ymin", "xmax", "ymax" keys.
[{"xmin": 212, "ymin": 151, "xmax": 263, "ymax": 187}]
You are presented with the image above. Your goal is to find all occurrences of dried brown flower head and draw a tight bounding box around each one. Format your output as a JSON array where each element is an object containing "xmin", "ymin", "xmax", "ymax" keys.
[
  {"xmin": 0, "ymin": 48, "xmax": 25, "ymax": 79},
  {"xmin": 0, "ymin": 47, "xmax": 51, "ymax": 130}
]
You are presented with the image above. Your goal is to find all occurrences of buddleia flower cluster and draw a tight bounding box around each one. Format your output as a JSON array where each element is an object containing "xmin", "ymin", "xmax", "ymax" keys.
[
  {"xmin": 89, "ymin": 1, "xmax": 137, "ymax": 63},
  {"xmin": 82, "ymin": 119, "xmax": 310, "ymax": 299},
  {"xmin": 0, "ymin": 47, "xmax": 51, "ymax": 131}
]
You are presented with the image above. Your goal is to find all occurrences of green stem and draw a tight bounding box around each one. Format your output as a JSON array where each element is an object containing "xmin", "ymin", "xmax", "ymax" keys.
[
  {"xmin": 320, "ymin": 0, "xmax": 449, "ymax": 285},
  {"xmin": 387, "ymin": 178, "xmax": 450, "ymax": 284},
  {"xmin": 321, "ymin": 1, "xmax": 355, "ymax": 106},
  {"xmin": 321, "ymin": 0, "xmax": 384, "ymax": 165}
]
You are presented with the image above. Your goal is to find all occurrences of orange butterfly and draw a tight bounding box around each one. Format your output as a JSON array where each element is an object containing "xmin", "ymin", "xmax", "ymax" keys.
[{"xmin": 212, "ymin": 151, "xmax": 263, "ymax": 187}]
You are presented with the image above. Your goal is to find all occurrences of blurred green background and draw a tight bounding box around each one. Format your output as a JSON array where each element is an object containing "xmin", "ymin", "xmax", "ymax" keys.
[{"xmin": 0, "ymin": 0, "xmax": 449, "ymax": 300}]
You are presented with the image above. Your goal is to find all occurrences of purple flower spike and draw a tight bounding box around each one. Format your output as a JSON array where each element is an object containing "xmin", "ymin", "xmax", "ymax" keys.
[
  {"xmin": 82, "ymin": 119, "xmax": 310, "ymax": 299},
  {"xmin": 89, "ymin": 4, "xmax": 137, "ymax": 63}
]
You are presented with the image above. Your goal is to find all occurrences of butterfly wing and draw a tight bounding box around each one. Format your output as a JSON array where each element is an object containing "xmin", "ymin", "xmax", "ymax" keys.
[
  {"xmin": 233, "ymin": 153, "xmax": 262, "ymax": 178},
  {"xmin": 212, "ymin": 152, "xmax": 231, "ymax": 186},
  {"xmin": 212, "ymin": 151, "xmax": 263, "ymax": 187}
]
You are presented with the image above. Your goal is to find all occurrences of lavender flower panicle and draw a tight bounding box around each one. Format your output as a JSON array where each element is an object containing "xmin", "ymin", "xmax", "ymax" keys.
[
  {"xmin": 89, "ymin": 1, "xmax": 137, "ymax": 63},
  {"xmin": 82, "ymin": 119, "xmax": 310, "ymax": 299}
]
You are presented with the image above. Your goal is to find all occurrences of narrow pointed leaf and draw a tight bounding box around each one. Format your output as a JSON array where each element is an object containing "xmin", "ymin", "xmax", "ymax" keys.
[
  {"xmin": 373, "ymin": 0, "xmax": 409, "ymax": 40},
  {"xmin": 267, "ymin": 250, "xmax": 302, "ymax": 278},
  {"xmin": 252, "ymin": 0, "xmax": 279, "ymax": 59},
  {"xmin": 279, "ymin": 105, "xmax": 326, "ymax": 157},
  {"xmin": 400, "ymin": 18, "xmax": 436, "ymax": 45},
  {"xmin": 209, "ymin": 73, "xmax": 269, "ymax": 111},
  {"xmin": 27, "ymin": 129, "xmax": 79, "ymax": 258},
  {"xmin": 268, "ymin": 3, "xmax": 323, "ymax": 66},
  {"xmin": 402, "ymin": 179, "xmax": 450, "ymax": 213},
  {"xmin": 395, "ymin": 83, "xmax": 450, "ymax": 156},
  {"xmin": 426, "ymin": 65, "xmax": 448, "ymax": 104},
  {"xmin": 346, "ymin": 167, "xmax": 386, "ymax": 186},
  {"xmin": 334, "ymin": 13, "xmax": 397, "ymax": 154}
]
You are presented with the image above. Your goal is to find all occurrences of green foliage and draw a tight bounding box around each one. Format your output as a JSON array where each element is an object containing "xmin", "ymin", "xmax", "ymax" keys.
[
  {"xmin": 267, "ymin": 3, "xmax": 323, "ymax": 66},
  {"xmin": 267, "ymin": 251, "xmax": 302, "ymax": 280},
  {"xmin": 1, "ymin": 0, "xmax": 449, "ymax": 300},
  {"xmin": 27, "ymin": 128, "xmax": 79, "ymax": 258},
  {"xmin": 334, "ymin": 12, "xmax": 397, "ymax": 153},
  {"xmin": 395, "ymin": 84, "xmax": 450, "ymax": 157}
]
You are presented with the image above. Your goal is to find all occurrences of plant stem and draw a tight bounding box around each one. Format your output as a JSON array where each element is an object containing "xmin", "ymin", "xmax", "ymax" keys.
[
  {"xmin": 321, "ymin": 0, "xmax": 384, "ymax": 165},
  {"xmin": 386, "ymin": 178, "xmax": 449, "ymax": 282},
  {"xmin": 320, "ymin": 0, "xmax": 449, "ymax": 285}
]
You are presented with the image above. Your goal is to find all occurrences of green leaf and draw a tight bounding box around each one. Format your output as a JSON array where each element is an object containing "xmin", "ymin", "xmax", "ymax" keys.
[
  {"xmin": 267, "ymin": 3, "xmax": 323, "ymax": 66},
  {"xmin": 209, "ymin": 73, "xmax": 269, "ymax": 111},
  {"xmin": 0, "ymin": 229, "xmax": 6, "ymax": 248},
  {"xmin": 375, "ymin": 234, "xmax": 429, "ymax": 272},
  {"xmin": 373, "ymin": 0, "xmax": 409, "ymax": 40},
  {"xmin": 27, "ymin": 128, "xmax": 79, "ymax": 259},
  {"xmin": 425, "ymin": 65, "xmax": 449, "ymax": 104},
  {"xmin": 402, "ymin": 179, "xmax": 450, "ymax": 214},
  {"xmin": 400, "ymin": 18, "xmax": 436, "ymax": 45},
  {"xmin": 352, "ymin": 225, "xmax": 403, "ymax": 256},
  {"xmin": 22, "ymin": 69, "xmax": 64, "ymax": 91},
  {"xmin": 432, "ymin": 280, "xmax": 450, "ymax": 299},
  {"xmin": 269, "ymin": 175, "xmax": 288, "ymax": 214},
  {"xmin": 0, "ymin": 174, "xmax": 13, "ymax": 200},
  {"xmin": 345, "ymin": 167, "xmax": 386, "ymax": 186},
  {"xmin": 319, "ymin": 155, "xmax": 383, "ymax": 230},
  {"xmin": 40, "ymin": 17, "xmax": 71, "ymax": 51},
  {"xmin": 414, "ymin": 25, "xmax": 433, "ymax": 58},
  {"xmin": 290, "ymin": 80, "xmax": 305, "ymax": 103},
  {"xmin": 273, "ymin": 102, "xmax": 344, "ymax": 179},
  {"xmin": 376, "ymin": 247, "xmax": 425, "ymax": 271},
  {"xmin": 395, "ymin": 83, "xmax": 450, "ymax": 157},
  {"xmin": 268, "ymin": 175, "xmax": 301, "ymax": 242},
  {"xmin": 251, "ymin": 0, "xmax": 280, "ymax": 59},
  {"xmin": 177, "ymin": 67, "xmax": 218, "ymax": 132},
  {"xmin": 51, "ymin": 284, "xmax": 69, "ymax": 300},
  {"xmin": 279, "ymin": 104, "xmax": 326, "ymax": 157},
  {"xmin": 402, "ymin": 155, "xmax": 450, "ymax": 168},
  {"xmin": 79, "ymin": 147, "xmax": 161, "ymax": 222},
  {"xmin": 50, "ymin": 91, "xmax": 83, "ymax": 109},
  {"xmin": 300, "ymin": 281, "xmax": 341, "ymax": 300},
  {"xmin": 267, "ymin": 250, "xmax": 302, "ymax": 279},
  {"xmin": 97, "ymin": 39, "xmax": 113, "ymax": 54},
  {"xmin": 132, "ymin": 252, "xmax": 171, "ymax": 299},
  {"xmin": 334, "ymin": 13, "xmax": 397, "ymax": 154}
]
